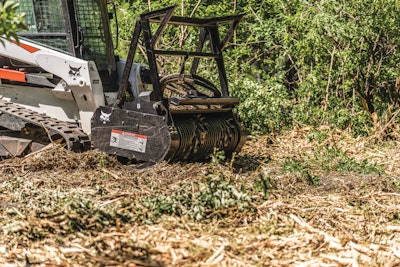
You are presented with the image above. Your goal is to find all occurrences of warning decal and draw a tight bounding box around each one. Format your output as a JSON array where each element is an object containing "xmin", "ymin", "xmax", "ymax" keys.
[{"xmin": 110, "ymin": 129, "xmax": 147, "ymax": 153}]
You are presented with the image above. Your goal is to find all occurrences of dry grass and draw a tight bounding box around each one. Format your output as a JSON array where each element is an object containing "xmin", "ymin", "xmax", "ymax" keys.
[{"xmin": 1, "ymin": 126, "xmax": 400, "ymax": 266}]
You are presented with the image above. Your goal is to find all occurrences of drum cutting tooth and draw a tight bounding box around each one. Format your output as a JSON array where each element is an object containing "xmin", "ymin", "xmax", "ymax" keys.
[{"xmin": 167, "ymin": 111, "xmax": 244, "ymax": 162}]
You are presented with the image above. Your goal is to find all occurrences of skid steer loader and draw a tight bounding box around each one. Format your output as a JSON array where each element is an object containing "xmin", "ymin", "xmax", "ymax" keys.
[{"xmin": 0, "ymin": 0, "xmax": 246, "ymax": 163}]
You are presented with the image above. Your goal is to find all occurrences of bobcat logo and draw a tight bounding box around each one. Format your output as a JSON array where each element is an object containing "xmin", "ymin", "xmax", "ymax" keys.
[
  {"xmin": 100, "ymin": 110, "xmax": 112, "ymax": 124},
  {"xmin": 69, "ymin": 65, "xmax": 82, "ymax": 80},
  {"xmin": 111, "ymin": 136, "xmax": 118, "ymax": 144}
]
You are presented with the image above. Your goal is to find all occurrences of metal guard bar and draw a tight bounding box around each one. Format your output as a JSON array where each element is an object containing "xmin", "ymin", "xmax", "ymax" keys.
[{"xmin": 169, "ymin": 97, "xmax": 240, "ymax": 106}]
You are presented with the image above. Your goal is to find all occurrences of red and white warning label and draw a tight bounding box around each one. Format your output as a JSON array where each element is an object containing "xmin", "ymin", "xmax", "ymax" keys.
[{"xmin": 109, "ymin": 129, "xmax": 147, "ymax": 153}]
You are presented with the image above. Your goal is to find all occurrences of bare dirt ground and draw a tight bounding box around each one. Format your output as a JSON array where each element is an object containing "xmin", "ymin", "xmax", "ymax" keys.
[{"xmin": 1, "ymin": 126, "xmax": 400, "ymax": 266}]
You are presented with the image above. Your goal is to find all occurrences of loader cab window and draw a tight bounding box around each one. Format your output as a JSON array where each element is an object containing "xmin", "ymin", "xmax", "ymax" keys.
[
  {"xmin": 74, "ymin": 0, "xmax": 115, "ymax": 74},
  {"xmin": 74, "ymin": 0, "xmax": 117, "ymax": 92},
  {"xmin": 16, "ymin": 0, "xmax": 70, "ymax": 54}
]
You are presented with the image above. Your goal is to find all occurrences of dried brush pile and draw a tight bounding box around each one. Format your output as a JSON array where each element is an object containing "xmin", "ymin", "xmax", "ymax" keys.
[{"xmin": 1, "ymin": 126, "xmax": 400, "ymax": 266}]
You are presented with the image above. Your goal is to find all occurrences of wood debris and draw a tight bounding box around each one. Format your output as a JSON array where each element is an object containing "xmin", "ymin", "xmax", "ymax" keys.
[{"xmin": 1, "ymin": 126, "xmax": 400, "ymax": 266}]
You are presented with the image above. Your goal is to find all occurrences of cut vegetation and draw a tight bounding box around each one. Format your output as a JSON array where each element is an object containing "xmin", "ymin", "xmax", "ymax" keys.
[{"xmin": 1, "ymin": 126, "xmax": 400, "ymax": 266}]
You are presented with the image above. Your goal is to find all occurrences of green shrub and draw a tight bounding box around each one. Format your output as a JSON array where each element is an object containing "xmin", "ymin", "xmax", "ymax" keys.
[{"xmin": 231, "ymin": 76, "xmax": 292, "ymax": 134}]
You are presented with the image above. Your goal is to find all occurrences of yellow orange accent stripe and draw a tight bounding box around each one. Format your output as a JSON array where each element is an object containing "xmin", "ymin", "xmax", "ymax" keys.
[
  {"xmin": 0, "ymin": 69, "xmax": 26, "ymax": 83},
  {"xmin": 10, "ymin": 40, "xmax": 40, "ymax": 53},
  {"xmin": 19, "ymin": 42, "xmax": 40, "ymax": 53}
]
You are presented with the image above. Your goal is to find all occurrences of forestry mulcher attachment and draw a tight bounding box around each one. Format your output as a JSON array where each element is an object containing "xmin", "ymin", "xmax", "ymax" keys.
[{"xmin": 0, "ymin": 1, "xmax": 246, "ymax": 163}]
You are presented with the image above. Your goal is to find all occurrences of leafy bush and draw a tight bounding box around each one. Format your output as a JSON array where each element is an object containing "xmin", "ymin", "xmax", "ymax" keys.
[
  {"xmin": 112, "ymin": 0, "xmax": 400, "ymax": 136},
  {"xmin": 312, "ymin": 147, "xmax": 383, "ymax": 174},
  {"xmin": 141, "ymin": 171, "xmax": 254, "ymax": 221},
  {"xmin": 231, "ymin": 76, "xmax": 291, "ymax": 133},
  {"xmin": 283, "ymin": 158, "xmax": 320, "ymax": 186},
  {"xmin": 0, "ymin": 0, "xmax": 27, "ymax": 43}
]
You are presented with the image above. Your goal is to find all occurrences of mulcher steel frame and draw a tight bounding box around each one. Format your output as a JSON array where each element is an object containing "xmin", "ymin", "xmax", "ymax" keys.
[{"xmin": 116, "ymin": 6, "xmax": 244, "ymax": 106}]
